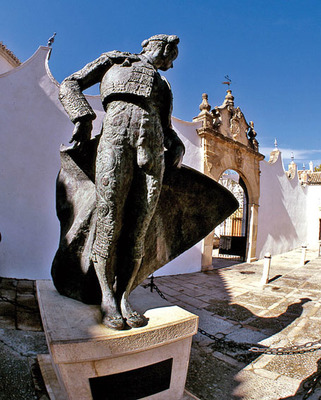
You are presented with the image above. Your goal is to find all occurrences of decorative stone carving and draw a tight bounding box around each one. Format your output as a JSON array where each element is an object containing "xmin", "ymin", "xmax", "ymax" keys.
[
  {"xmin": 211, "ymin": 91, "xmax": 255, "ymax": 148},
  {"xmin": 211, "ymin": 107, "xmax": 222, "ymax": 129},
  {"xmin": 230, "ymin": 110, "xmax": 241, "ymax": 140},
  {"xmin": 235, "ymin": 148, "xmax": 243, "ymax": 169},
  {"xmin": 194, "ymin": 93, "xmax": 213, "ymax": 128},
  {"xmin": 247, "ymin": 121, "xmax": 259, "ymax": 151},
  {"xmin": 199, "ymin": 93, "xmax": 211, "ymax": 114},
  {"xmin": 195, "ymin": 90, "xmax": 265, "ymax": 266},
  {"xmin": 211, "ymin": 153, "xmax": 223, "ymax": 168},
  {"xmin": 230, "ymin": 107, "xmax": 248, "ymax": 142},
  {"xmin": 269, "ymin": 140, "xmax": 280, "ymax": 164},
  {"xmin": 223, "ymin": 89, "xmax": 234, "ymax": 109},
  {"xmin": 287, "ymin": 160, "xmax": 297, "ymax": 180}
]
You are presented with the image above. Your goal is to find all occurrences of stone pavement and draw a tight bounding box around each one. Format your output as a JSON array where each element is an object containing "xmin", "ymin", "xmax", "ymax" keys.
[
  {"xmin": 1, "ymin": 247, "xmax": 321, "ymax": 399},
  {"xmin": 154, "ymin": 247, "xmax": 321, "ymax": 400},
  {"xmin": 0, "ymin": 279, "xmax": 48, "ymax": 400}
]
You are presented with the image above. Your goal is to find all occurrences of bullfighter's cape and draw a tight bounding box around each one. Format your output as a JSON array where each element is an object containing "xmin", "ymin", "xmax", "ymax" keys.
[{"xmin": 51, "ymin": 136, "xmax": 238, "ymax": 304}]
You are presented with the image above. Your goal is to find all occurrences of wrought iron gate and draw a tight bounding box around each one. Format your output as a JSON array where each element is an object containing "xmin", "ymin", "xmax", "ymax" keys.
[{"xmin": 215, "ymin": 172, "xmax": 248, "ymax": 261}]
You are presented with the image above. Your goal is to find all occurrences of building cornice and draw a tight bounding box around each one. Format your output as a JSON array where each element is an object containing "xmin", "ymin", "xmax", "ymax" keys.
[
  {"xmin": 0, "ymin": 42, "xmax": 21, "ymax": 67},
  {"xmin": 197, "ymin": 126, "xmax": 265, "ymax": 161}
]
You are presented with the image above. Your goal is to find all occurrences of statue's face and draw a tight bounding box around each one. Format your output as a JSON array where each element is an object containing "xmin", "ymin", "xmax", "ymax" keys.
[{"xmin": 158, "ymin": 46, "xmax": 178, "ymax": 71}]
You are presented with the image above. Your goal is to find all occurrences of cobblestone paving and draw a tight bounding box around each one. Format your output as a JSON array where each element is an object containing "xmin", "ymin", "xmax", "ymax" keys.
[{"xmin": 1, "ymin": 247, "xmax": 321, "ymax": 399}]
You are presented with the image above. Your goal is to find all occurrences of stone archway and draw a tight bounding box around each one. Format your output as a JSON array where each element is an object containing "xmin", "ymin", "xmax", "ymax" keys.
[
  {"xmin": 214, "ymin": 170, "xmax": 249, "ymax": 261},
  {"xmin": 193, "ymin": 91, "xmax": 264, "ymax": 268}
]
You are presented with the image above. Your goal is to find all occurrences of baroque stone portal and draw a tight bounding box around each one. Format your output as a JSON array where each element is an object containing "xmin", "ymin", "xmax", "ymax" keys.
[{"xmin": 52, "ymin": 34, "xmax": 238, "ymax": 330}]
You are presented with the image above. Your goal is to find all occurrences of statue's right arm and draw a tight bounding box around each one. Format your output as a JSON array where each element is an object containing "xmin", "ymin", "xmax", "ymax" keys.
[
  {"xmin": 59, "ymin": 53, "xmax": 113, "ymax": 123},
  {"xmin": 59, "ymin": 53, "xmax": 113, "ymax": 144}
]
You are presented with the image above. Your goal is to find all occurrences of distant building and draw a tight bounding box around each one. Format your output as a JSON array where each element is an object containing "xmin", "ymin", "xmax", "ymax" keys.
[
  {"xmin": 298, "ymin": 165, "xmax": 321, "ymax": 186},
  {"xmin": 0, "ymin": 43, "xmax": 320, "ymax": 280}
]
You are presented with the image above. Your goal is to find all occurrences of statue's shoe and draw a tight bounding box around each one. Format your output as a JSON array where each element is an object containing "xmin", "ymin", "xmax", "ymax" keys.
[
  {"xmin": 102, "ymin": 313, "xmax": 126, "ymax": 330},
  {"xmin": 125, "ymin": 311, "xmax": 145, "ymax": 328}
]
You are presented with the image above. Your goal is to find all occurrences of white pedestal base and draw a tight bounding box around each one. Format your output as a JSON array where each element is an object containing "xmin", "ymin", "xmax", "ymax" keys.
[{"xmin": 37, "ymin": 280, "xmax": 198, "ymax": 400}]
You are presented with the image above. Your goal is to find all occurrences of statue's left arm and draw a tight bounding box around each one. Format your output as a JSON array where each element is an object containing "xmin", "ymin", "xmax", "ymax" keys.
[
  {"xmin": 164, "ymin": 126, "xmax": 185, "ymax": 168},
  {"xmin": 161, "ymin": 77, "xmax": 185, "ymax": 168}
]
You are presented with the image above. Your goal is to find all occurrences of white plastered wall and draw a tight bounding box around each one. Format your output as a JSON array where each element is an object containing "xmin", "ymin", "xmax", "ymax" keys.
[
  {"xmin": 306, "ymin": 185, "xmax": 321, "ymax": 248},
  {"xmin": 256, "ymin": 153, "xmax": 309, "ymax": 258},
  {"xmin": 0, "ymin": 47, "xmax": 104, "ymax": 279},
  {"xmin": 154, "ymin": 117, "xmax": 203, "ymax": 277},
  {"xmin": 0, "ymin": 57, "xmax": 15, "ymax": 74}
]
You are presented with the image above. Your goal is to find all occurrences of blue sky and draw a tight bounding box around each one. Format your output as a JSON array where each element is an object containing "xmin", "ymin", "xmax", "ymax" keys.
[{"xmin": 2, "ymin": 0, "xmax": 321, "ymax": 168}]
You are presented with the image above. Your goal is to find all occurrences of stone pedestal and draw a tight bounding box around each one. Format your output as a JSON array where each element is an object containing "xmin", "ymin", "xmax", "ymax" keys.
[{"xmin": 37, "ymin": 280, "xmax": 198, "ymax": 400}]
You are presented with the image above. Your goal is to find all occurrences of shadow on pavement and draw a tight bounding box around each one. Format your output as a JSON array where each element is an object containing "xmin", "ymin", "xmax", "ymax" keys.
[
  {"xmin": 153, "ymin": 262, "xmax": 314, "ymax": 400},
  {"xmin": 281, "ymin": 357, "xmax": 321, "ymax": 399},
  {"xmin": 187, "ymin": 298, "xmax": 311, "ymax": 399}
]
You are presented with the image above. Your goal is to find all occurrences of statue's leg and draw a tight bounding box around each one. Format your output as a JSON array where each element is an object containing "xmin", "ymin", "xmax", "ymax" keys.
[
  {"xmin": 92, "ymin": 128, "xmax": 133, "ymax": 330},
  {"xmin": 92, "ymin": 253, "xmax": 125, "ymax": 330},
  {"xmin": 118, "ymin": 154, "xmax": 165, "ymax": 328}
]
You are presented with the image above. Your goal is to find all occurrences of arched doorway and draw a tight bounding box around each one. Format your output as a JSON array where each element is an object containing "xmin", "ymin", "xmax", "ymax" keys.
[
  {"xmin": 193, "ymin": 90, "xmax": 264, "ymax": 269},
  {"xmin": 213, "ymin": 170, "xmax": 249, "ymax": 261}
]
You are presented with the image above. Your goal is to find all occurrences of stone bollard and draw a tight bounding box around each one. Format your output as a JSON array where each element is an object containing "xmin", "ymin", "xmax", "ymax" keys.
[
  {"xmin": 261, "ymin": 252, "xmax": 271, "ymax": 285},
  {"xmin": 301, "ymin": 245, "xmax": 307, "ymax": 266}
]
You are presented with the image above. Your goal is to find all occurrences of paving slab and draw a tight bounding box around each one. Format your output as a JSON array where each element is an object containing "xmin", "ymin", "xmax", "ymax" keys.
[
  {"xmin": 234, "ymin": 369, "xmax": 301, "ymax": 400},
  {"xmin": 264, "ymin": 352, "xmax": 320, "ymax": 380}
]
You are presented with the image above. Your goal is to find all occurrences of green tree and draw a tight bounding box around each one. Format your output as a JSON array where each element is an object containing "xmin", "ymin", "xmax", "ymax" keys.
[{"xmin": 314, "ymin": 164, "xmax": 321, "ymax": 172}]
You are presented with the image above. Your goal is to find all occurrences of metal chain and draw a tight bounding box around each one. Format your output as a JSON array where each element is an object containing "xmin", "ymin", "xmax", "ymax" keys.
[
  {"xmin": 250, "ymin": 340, "xmax": 321, "ymax": 355},
  {"xmin": 144, "ymin": 276, "xmax": 321, "ymax": 399},
  {"xmin": 144, "ymin": 277, "xmax": 321, "ymax": 356},
  {"xmin": 143, "ymin": 276, "xmax": 168, "ymax": 301}
]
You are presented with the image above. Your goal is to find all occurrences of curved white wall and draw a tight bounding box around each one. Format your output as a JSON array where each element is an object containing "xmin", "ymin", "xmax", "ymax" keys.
[
  {"xmin": 172, "ymin": 117, "xmax": 202, "ymax": 171},
  {"xmin": 0, "ymin": 47, "xmax": 104, "ymax": 279},
  {"xmin": 256, "ymin": 152, "xmax": 308, "ymax": 258}
]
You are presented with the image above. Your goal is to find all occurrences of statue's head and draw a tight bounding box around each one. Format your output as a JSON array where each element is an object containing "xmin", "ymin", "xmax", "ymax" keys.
[{"xmin": 141, "ymin": 34, "xmax": 179, "ymax": 71}]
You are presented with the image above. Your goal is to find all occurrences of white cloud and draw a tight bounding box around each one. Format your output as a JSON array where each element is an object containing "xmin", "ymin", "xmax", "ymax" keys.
[
  {"xmin": 260, "ymin": 147, "xmax": 321, "ymax": 161},
  {"xmin": 260, "ymin": 147, "xmax": 321, "ymax": 169}
]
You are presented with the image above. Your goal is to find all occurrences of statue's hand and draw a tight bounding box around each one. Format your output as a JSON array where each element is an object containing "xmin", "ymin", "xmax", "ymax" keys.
[
  {"xmin": 166, "ymin": 142, "xmax": 185, "ymax": 169},
  {"xmin": 164, "ymin": 129, "xmax": 185, "ymax": 168},
  {"xmin": 171, "ymin": 143, "xmax": 185, "ymax": 168},
  {"xmin": 69, "ymin": 120, "xmax": 93, "ymax": 147}
]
